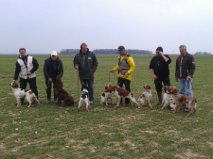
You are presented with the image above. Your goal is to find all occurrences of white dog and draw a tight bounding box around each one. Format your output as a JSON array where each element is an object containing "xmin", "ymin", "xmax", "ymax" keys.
[
  {"xmin": 161, "ymin": 92, "xmax": 176, "ymax": 110},
  {"xmin": 137, "ymin": 84, "xmax": 153, "ymax": 108},
  {"xmin": 11, "ymin": 82, "xmax": 40, "ymax": 107},
  {"xmin": 100, "ymin": 90, "xmax": 112, "ymax": 106},
  {"xmin": 78, "ymin": 87, "xmax": 90, "ymax": 111},
  {"xmin": 11, "ymin": 82, "xmax": 26, "ymax": 107},
  {"xmin": 25, "ymin": 90, "xmax": 40, "ymax": 107}
]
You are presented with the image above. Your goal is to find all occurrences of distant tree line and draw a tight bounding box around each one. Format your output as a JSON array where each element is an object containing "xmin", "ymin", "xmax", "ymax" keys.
[
  {"xmin": 60, "ymin": 49, "xmax": 152, "ymax": 55},
  {"xmin": 195, "ymin": 51, "xmax": 212, "ymax": 55}
]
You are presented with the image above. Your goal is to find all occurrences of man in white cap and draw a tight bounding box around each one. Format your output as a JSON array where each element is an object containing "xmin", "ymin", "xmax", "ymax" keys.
[{"xmin": 44, "ymin": 51, "xmax": 64, "ymax": 103}]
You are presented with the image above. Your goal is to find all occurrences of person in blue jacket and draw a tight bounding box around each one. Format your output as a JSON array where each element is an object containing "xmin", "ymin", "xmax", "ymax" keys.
[{"xmin": 44, "ymin": 51, "xmax": 64, "ymax": 103}]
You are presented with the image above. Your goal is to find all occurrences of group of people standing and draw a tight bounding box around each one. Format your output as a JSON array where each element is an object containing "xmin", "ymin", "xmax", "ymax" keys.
[
  {"xmin": 149, "ymin": 45, "xmax": 196, "ymax": 106},
  {"xmin": 12, "ymin": 43, "xmax": 196, "ymax": 106}
]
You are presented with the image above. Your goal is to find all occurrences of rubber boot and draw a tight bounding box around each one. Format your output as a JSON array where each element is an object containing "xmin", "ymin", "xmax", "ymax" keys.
[
  {"xmin": 46, "ymin": 88, "xmax": 51, "ymax": 104},
  {"xmin": 155, "ymin": 92, "xmax": 162, "ymax": 107}
]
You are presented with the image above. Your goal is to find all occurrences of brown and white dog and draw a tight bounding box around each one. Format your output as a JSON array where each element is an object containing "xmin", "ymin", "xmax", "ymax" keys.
[
  {"xmin": 54, "ymin": 79, "xmax": 74, "ymax": 106},
  {"xmin": 104, "ymin": 85, "xmax": 138, "ymax": 107},
  {"xmin": 100, "ymin": 86, "xmax": 113, "ymax": 106},
  {"xmin": 25, "ymin": 90, "xmax": 40, "ymax": 107},
  {"xmin": 174, "ymin": 95, "xmax": 198, "ymax": 116},
  {"xmin": 186, "ymin": 98, "xmax": 197, "ymax": 116},
  {"xmin": 137, "ymin": 84, "xmax": 153, "ymax": 108},
  {"xmin": 100, "ymin": 92, "xmax": 112, "ymax": 106},
  {"xmin": 162, "ymin": 87, "xmax": 198, "ymax": 116},
  {"xmin": 11, "ymin": 82, "xmax": 39, "ymax": 107},
  {"xmin": 161, "ymin": 87, "xmax": 178, "ymax": 111}
]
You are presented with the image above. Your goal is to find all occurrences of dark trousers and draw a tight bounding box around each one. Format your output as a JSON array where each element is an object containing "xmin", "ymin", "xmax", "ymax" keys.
[
  {"xmin": 117, "ymin": 77, "xmax": 131, "ymax": 104},
  {"xmin": 154, "ymin": 76, "xmax": 171, "ymax": 92},
  {"xmin": 45, "ymin": 77, "xmax": 57, "ymax": 100},
  {"xmin": 20, "ymin": 77, "xmax": 38, "ymax": 97},
  {"xmin": 80, "ymin": 79, "xmax": 94, "ymax": 101}
]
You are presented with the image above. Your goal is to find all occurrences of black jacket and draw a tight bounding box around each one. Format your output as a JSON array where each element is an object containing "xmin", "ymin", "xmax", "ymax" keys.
[
  {"xmin": 43, "ymin": 57, "xmax": 63, "ymax": 79},
  {"xmin": 13, "ymin": 55, "xmax": 39, "ymax": 80},
  {"xmin": 149, "ymin": 55, "xmax": 171, "ymax": 78},
  {"xmin": 175, "ymin": 53, "xmax": 196, "ymax": 79},
  {"xmin": 73, "ymin": 50, "xmax": 98, "ymax": 80}
]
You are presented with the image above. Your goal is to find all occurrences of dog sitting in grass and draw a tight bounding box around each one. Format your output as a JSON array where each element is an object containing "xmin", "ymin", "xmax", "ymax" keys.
[
  {"xmin": 174, "ymin": 95, "xmax": 197, "ymax": 116},
  {"xmin": 78, "ymin": 86, "xmax": 90, "ymax": 111},
  {"xmin": 161, "ymin": 87, "xmax": 177, "ymax": 111},
  {"xmin": 137, "ymin": 84, "xmax": 153, "ymax": 109},
  {"xmin": 161, "ymin": 86, "xmax": 198, "ymax": 116},
  {"xmin": 54, "ymin": 79, "xmax": 74, "ymax": 106}
]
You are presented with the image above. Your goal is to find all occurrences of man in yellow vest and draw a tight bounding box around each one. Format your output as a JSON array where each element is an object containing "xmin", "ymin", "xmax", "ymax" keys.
[{"xmin": 110, "ymin": 46, "xmax": 136, "ymax": 105}]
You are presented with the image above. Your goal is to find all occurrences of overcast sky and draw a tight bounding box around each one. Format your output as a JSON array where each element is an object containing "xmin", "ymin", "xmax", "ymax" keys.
[{"xmin": 0, "ymin": 0, "xmax": 212, "ymax": 54}]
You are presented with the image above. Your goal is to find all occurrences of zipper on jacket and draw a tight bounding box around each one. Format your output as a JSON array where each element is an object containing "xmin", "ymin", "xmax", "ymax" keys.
[{"xmin": 180, "ymin": 56, "xmax": 183, "ymax": 78}]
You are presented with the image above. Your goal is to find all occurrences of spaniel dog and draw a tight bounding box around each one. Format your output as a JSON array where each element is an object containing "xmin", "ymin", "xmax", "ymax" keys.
[
  {"xmin": 100, "ymin": 86, "xmax": 113, "ymax": 106},
  {"xmin": 137, "ymin": 84, "xmax": 153, "ymax": 109},
  {"xmin": 161, "ymin": 86, "xmax": 198, "ymax": 116},
  {"xmin": 78, "ymin": 86, "xmax": 90, "ymax": 111},
  {"xmin": 104, "ymin": 85, "xmax": 138, "ymax": 107},
  {"xmin": 161, "ymin": 87, "xmax": 178, "ymax": 111},
  {"xmin": 25, "ymin": 90, "xmax": 40, "ymax": 107},
  {"xmin": 54, "ymin": 79, "xmax": 74, "ymax": 106},
  {"xmin": 174, "ymin": 96, "xmax": 198, "ymax": 116},
  {"xmin": 11, "ymin": 82, "xmax": 39, "ymax": 107}
]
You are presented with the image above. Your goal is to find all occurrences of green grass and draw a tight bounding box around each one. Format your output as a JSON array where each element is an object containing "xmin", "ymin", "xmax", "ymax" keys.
[{"xmin": 0, "ymin": 55, "xmax": 213, "ymax": 159}]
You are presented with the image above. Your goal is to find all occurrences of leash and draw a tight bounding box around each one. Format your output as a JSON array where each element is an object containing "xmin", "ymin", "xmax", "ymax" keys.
[
  {"xmin": 108, "ymin": 71, "xmax": 118, "ymax": 86},
  {"xmin": 76, "ymin": 70, "xmax": 80, "ymax": 99}
]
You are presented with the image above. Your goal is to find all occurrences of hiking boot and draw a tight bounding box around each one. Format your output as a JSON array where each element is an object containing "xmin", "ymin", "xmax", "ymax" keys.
[{"xmin": 155, "ymin": 92, "xmax": 162, "ymax": 108}]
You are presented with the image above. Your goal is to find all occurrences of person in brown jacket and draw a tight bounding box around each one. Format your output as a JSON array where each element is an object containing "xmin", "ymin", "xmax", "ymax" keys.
[{"xmin": 175, "ymin": 45, "xmax": 196, "ymax": 97}]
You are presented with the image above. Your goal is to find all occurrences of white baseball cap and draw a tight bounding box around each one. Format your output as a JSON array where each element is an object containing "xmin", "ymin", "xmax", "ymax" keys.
[{"xmin": 51, "ymin": 51, "xmax": 58, "ymax": 56}]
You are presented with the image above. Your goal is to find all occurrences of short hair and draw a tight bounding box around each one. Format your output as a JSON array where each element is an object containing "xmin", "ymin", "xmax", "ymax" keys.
[
  {"xmin": 19, "ymin": 48, "xmax": 26, "ymax": 52},
  {"xmin": 179, "ymin": 45, "xmax": 187, "ymax": 50},
  {"xmin": 80, "ymin": 43, "xmax": 87, "ymax": 48}
]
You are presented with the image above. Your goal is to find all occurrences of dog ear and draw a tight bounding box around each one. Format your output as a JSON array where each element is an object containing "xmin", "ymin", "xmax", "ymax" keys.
[
  {"xmin": 13, "ymin": 83, "xmax": 19, "ymax": 88},
  {"xmin": 193, "ymin": 98, "xmax": 197, "ymax": 103}
]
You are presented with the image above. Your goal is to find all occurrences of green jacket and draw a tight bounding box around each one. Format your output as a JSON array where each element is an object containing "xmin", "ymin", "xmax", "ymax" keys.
[{"xmin": 73, "ymin": 50, "xmax": 98, "ymax": 80}]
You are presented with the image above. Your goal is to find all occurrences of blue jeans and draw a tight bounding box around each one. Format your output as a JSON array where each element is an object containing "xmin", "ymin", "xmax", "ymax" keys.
[
  {"xmin": 178, "ymin": 79, "xmax": 193, "ymax": 97},
  {"xmin": 80, "ymin": 79, "xmax": 94, "ymax": 101}
]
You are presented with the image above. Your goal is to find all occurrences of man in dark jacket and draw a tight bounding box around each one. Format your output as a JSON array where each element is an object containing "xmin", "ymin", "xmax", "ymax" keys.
[
  {"xmin": 73, "ymin": 43, "xmax": 98, "ymax": 104},
  {"xmin": 149, "ymin": 46, "xmax": 171, "ymax": 105},
  {"xmin": 44, "ymin": 51, "xmax": 64, "ymax": 103},
  {"xmin": 175, "ymin": 45, "xmax": 196, "ymax": 97},
  {"xmin": 12, "ymin": 48, "xmax": 39, "ymax": 98}
]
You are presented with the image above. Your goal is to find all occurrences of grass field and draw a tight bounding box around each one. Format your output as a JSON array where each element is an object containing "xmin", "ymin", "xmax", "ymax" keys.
[{"xmin": 0, "ymin": 54, "xmax": 213, "ymax": 159}]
